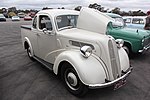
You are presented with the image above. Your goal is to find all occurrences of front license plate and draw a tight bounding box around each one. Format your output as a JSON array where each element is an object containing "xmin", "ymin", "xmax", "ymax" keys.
[{"xmin": 114, "ymin": 78, "xmax": 126, "ymax": 90}]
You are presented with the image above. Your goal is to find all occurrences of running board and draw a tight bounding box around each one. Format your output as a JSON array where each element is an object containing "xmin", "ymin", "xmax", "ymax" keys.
[{"xmin": 33, "ymin": 56, "xmax": 53, "ymax": 71}]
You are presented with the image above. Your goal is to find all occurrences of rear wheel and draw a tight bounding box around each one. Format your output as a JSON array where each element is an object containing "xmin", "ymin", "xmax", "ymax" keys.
[
  {"xmin": 27, "ymin": 46, "xmax": 34, "ymax": 60},
  {"xmin": 61, "ymin": 63, "xmax": 88, "ymax": 96}
]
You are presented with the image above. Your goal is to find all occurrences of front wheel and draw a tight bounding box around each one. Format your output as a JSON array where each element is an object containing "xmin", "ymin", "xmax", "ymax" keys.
[
  {"xmin": 123, "ymin": 45, "xmax": 134, "ymax": 58},
  {"xmin": 123, "ymin": 45, "xmax": 130, "ymax": 55},
  {"xmin": 61, "ymin": 63, "xmax": 88, "ymax": 96}
]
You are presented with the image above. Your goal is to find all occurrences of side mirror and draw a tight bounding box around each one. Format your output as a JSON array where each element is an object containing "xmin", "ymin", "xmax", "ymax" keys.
[
  {"xmin": 42, "ymin": 28, "xmax": 52, "ymax": 34},
  {"xmin": 43, "ymin": 28, "xmax": 48, "ymax": 34}
]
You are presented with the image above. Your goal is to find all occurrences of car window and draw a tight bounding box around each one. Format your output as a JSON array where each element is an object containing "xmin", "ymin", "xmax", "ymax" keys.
[
  {"xmin": 124, "ymin": 18, "xmax": 131, "ymax": 23},
  {"xmin": 56, "ymin": 15, "xmax": 78, "ymax": 30},
  {"xmin": 39, "ymin": 15, "xmax": 52, "ymax": 31},
  {"xmin": 132, "ymin": 18, "xmax": 144, "ymax": 24},
  {"xmin": 32, "ymin": 16, "xmax": 37, "ymax": 29},
  {"xmin": 112, "ymin": 17, "xmax": 125, "ymax": 28}
]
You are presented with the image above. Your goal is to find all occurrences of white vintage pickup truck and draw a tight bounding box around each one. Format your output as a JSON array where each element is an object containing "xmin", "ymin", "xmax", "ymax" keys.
[{"xmin": 21, "ymin": 7, "xmax": 132, "ymax": 96}]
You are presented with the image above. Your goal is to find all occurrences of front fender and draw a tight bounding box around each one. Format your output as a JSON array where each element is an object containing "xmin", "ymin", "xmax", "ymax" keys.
[
  {"xmin": 53, "ymin": 50, "xmax": 106, "ymax": 85},
  {"xmin": 118, "ymin": 48, "xmax": 130, "ymax": 71}
]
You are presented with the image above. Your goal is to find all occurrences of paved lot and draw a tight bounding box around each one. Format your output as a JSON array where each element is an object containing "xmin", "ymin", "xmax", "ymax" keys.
[{"xmin": 0, "ymin": 20, "xmax": 150, "ymax": 100}]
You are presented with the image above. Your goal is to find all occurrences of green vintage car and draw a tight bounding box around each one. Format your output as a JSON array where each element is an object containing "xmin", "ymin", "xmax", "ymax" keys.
[{"xmin": 106, "ymin": 13, "xmax": 150, "ymax": 55}]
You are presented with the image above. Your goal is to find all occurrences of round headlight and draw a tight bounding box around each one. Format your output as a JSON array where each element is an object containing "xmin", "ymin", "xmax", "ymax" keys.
[
  {"xmin": 142, "ymin": 38, "xmax": 145, "ymax": 46},
  {"xmin": 80, "ymin": 46, "xmax": 92, "ymax": 58},
  {"xmin": 115, "ymin": 39, "xmax": 124, "ymax": 48}
]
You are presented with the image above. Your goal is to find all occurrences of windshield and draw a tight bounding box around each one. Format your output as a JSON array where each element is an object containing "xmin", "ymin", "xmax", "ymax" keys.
[
  {"xmin": 112, "ymin": 17, "xmax": 125, "ymax": 28},
  {"xmin": 13, "ymin": 16, "xmax": 19, "ymax": 18},
  {"xmin": 56, "ymin": 15, "xmax": 78, "ymax": 31}
]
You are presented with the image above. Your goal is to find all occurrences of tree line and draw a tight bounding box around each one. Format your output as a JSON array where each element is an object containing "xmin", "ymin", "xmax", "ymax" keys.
[
  {"xmin": 75, "ymin": 3, "xmax": 146, "ymax": 16},
  {"xmin": 0, "ymin": 7, "xmax": 38, "ymax": 18},
  {"xmin": 0, "ymin": 3, "xmax": 147, "ymax": 18}
]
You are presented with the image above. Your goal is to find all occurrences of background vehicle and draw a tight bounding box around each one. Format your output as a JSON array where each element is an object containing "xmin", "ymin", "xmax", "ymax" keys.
[
  {"xmin": 24, "ymin": 16, "xmax": 32, "ymax": 21},
  {"xmin": 106, "ymin": 13, "xmax": 150, "ymax": 55},
  {"xmin": 123, "ymin": 16, "xmax": 146, "ymax": 29},
  {"xmin": 0, "ymin": 14, "xmax": 6, "ymax": 22},
  {"xmin": 12, "ymin": 16, "xmax": 20, "ymax": 21},
  {"xmin": 18, "ymin": 12, "xmax": 25, "ymax": 18},
  {"xmin": 21, "ymin": 8, "xmax": 132, "ymax": 96}
]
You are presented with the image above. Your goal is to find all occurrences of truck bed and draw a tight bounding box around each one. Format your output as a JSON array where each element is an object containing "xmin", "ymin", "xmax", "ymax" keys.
[{"xmin": 21, "ymin": 25, "xmax": 32, "ymax": 30}]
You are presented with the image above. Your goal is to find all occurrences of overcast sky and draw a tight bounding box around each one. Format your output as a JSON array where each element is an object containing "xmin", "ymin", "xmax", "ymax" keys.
[{"xmin": 0, "ymin": 0, "xmax": 149, "ymax": 12}]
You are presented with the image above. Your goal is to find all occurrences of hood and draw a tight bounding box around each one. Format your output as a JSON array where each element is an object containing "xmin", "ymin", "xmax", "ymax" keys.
[
  {"xmin": 112, "ymin": 27, "xmax": 150, "ymax": 39},
  {"xmin": 58, "ymin": 28, "xmax": 111, "ymax": 57},
  {"xmin": 58, "ymin": 28, "xmax": 109, "ymax": 42},
  {"xmin": 123, "ymin": 28, "xmax": 150, "ymax": 38},
  {"xmin": 77, "ymin": 7, "xmax": 112, "ymax": 35}
]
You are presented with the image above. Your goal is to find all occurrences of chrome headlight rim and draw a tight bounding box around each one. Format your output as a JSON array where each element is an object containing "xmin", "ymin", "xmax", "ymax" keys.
[
  {"xmin": 115, "ymin": 39, "xmax": 124, "ymax": 48},
  {"xmin": 80, "ymin": 45, "xmax": 92, "ymax": 58},
  {"xmin": 142, "ymin": 38, "xmax": 145, "ymax": 46}
]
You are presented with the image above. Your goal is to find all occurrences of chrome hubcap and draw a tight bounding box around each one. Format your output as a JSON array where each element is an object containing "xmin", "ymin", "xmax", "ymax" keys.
[
  {"xmin": 67, "ymin": 72, "xmax": 78, "ymax": 87},
  {"xmin": 65, "ymin": 69, "xmax": 79, "ymax": 91}
]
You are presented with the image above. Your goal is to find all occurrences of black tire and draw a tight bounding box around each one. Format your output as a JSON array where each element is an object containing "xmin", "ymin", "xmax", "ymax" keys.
[
  {"xmin": 27, "ymin": 46, "xmax": 34, "ymax": 60},
  {"xmin": 123, "ymin": 45, "xmax": 134, "ymax": 57},
  {"xmin": 61, "ymin": 63, "xmax": 88, "ymax": 97},
  {"xmin": 123, "ymin": 43, "xmax": 136, "ymax": 58}
]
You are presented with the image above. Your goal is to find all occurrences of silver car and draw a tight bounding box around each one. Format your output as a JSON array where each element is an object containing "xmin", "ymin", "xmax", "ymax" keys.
[
  {"xmin": 12, "ymin": 16, "xmax": 20, "ymax": 21},
  {"xmin": 0, "ymin": 14, "xmax": 6, "ymax": 22}
]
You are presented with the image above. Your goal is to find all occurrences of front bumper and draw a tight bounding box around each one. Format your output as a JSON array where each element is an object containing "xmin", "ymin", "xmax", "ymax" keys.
[
  {"xmin": 138, "ymin": 45, "xmax": 150, "ymax": 53},
  {"xmin": 88, "ymin": 66, "xmax": 133, "ymax": 89},
  {"xmin": 12, "ymin": 19, "xmax": 20, "ymax": 21},
  {"xmin": 0, "ymin": 18, "xmax": 6, "ymax": 21}
]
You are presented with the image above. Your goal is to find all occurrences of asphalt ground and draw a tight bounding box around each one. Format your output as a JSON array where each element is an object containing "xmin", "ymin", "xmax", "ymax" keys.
[{"xmin": 0, "ymin": 20, "xmax": 150, "ymax": 100}]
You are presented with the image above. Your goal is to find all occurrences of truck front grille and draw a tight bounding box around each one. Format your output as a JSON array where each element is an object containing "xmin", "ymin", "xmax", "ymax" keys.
[
  {"xmin": 143, "ymin": 37, "xmax": 150, "ymax": 47},
  {"xmin": 108, "ymin": 39, "xmax": 121, "ymax": 79}
]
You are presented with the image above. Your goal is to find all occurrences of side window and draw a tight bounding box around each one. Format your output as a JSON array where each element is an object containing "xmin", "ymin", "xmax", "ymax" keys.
[
  {"xmin": 132, "ymin": 18, "xmax": 144, "ymax": 24},
  {"xmin": 139, "ymin": 19, "xmax": 144, "ymax": 24},
  {"xmin": 33, "ymin": 16, "xmax": 37, "ymax": 29},
  {"xmin": 39, "ymin": 15, "xmax": 52, "ymax": 31},
  {"xmin": 124, "ymin": 18, "xmax": 131, "ymax": 23},
  {"xmin": 56, "ymin": 15, "xmax": 78, "ymax": 30}
]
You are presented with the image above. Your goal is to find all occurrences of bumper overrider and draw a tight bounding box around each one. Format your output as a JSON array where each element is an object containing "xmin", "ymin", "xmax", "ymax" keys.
[{"xmin": 88, "ymin": 66, "xmax": 133, "ymax": 89}]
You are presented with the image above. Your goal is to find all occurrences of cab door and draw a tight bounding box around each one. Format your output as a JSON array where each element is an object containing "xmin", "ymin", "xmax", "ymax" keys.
[
  {"xmin": 36, "ymin": 14, "xmax": 57, "ymax": 64},
  {"xmin": 30, "ymin": 16, "xmax": 39, "ymax": 56}
]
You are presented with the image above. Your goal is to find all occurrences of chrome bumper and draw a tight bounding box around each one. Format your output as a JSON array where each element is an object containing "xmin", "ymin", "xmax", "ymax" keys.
[
  {"xmin": 89, "ymin": 66, "xmax": 133, "ymax": 89},
  {"xmin": 139, "ymin": 45, "xmax": 150, "ymax": 53}
]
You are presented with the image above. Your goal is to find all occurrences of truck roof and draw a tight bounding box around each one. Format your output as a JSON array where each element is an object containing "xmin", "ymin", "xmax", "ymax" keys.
[{"xmin": 37, "ymin": 9, "xmax": 79, "ymax": 17}]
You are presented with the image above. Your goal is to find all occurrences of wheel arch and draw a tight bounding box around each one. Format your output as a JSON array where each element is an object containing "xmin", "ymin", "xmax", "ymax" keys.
[
  {"xmin": 57, "ymin": 61, "xmax": 70, "ymax": 77},
  {"xmin": 23, "ymin": 37, "xmax": 34, "ymax": 56},
  {"xmin": 24, "ymin": 41, "xmax": 29, "ymax": 49},
  {"xmin": 124, "ymin": 41, "xmax": 132, "ymax": 51}
]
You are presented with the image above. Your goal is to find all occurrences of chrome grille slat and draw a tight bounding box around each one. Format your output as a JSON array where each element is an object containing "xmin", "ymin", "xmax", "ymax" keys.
[
  {"xmin": 143, "ymin": 37, "xmax": 150, "ymax": 47},
  {"xmin": 108, "ymin": 39, "xmax": 121, "ymax": 79}
]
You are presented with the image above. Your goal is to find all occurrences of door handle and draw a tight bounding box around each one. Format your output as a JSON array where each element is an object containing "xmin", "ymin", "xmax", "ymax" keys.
[{"xmin": 36, "ymin": 33, "xmax": 41, "ymax": 36}]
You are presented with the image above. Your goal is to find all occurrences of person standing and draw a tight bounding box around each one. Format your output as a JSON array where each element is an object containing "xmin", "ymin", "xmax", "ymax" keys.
[{"xmin": 144, "ymin": 10, "xmax": 150, "ymax": 30}]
